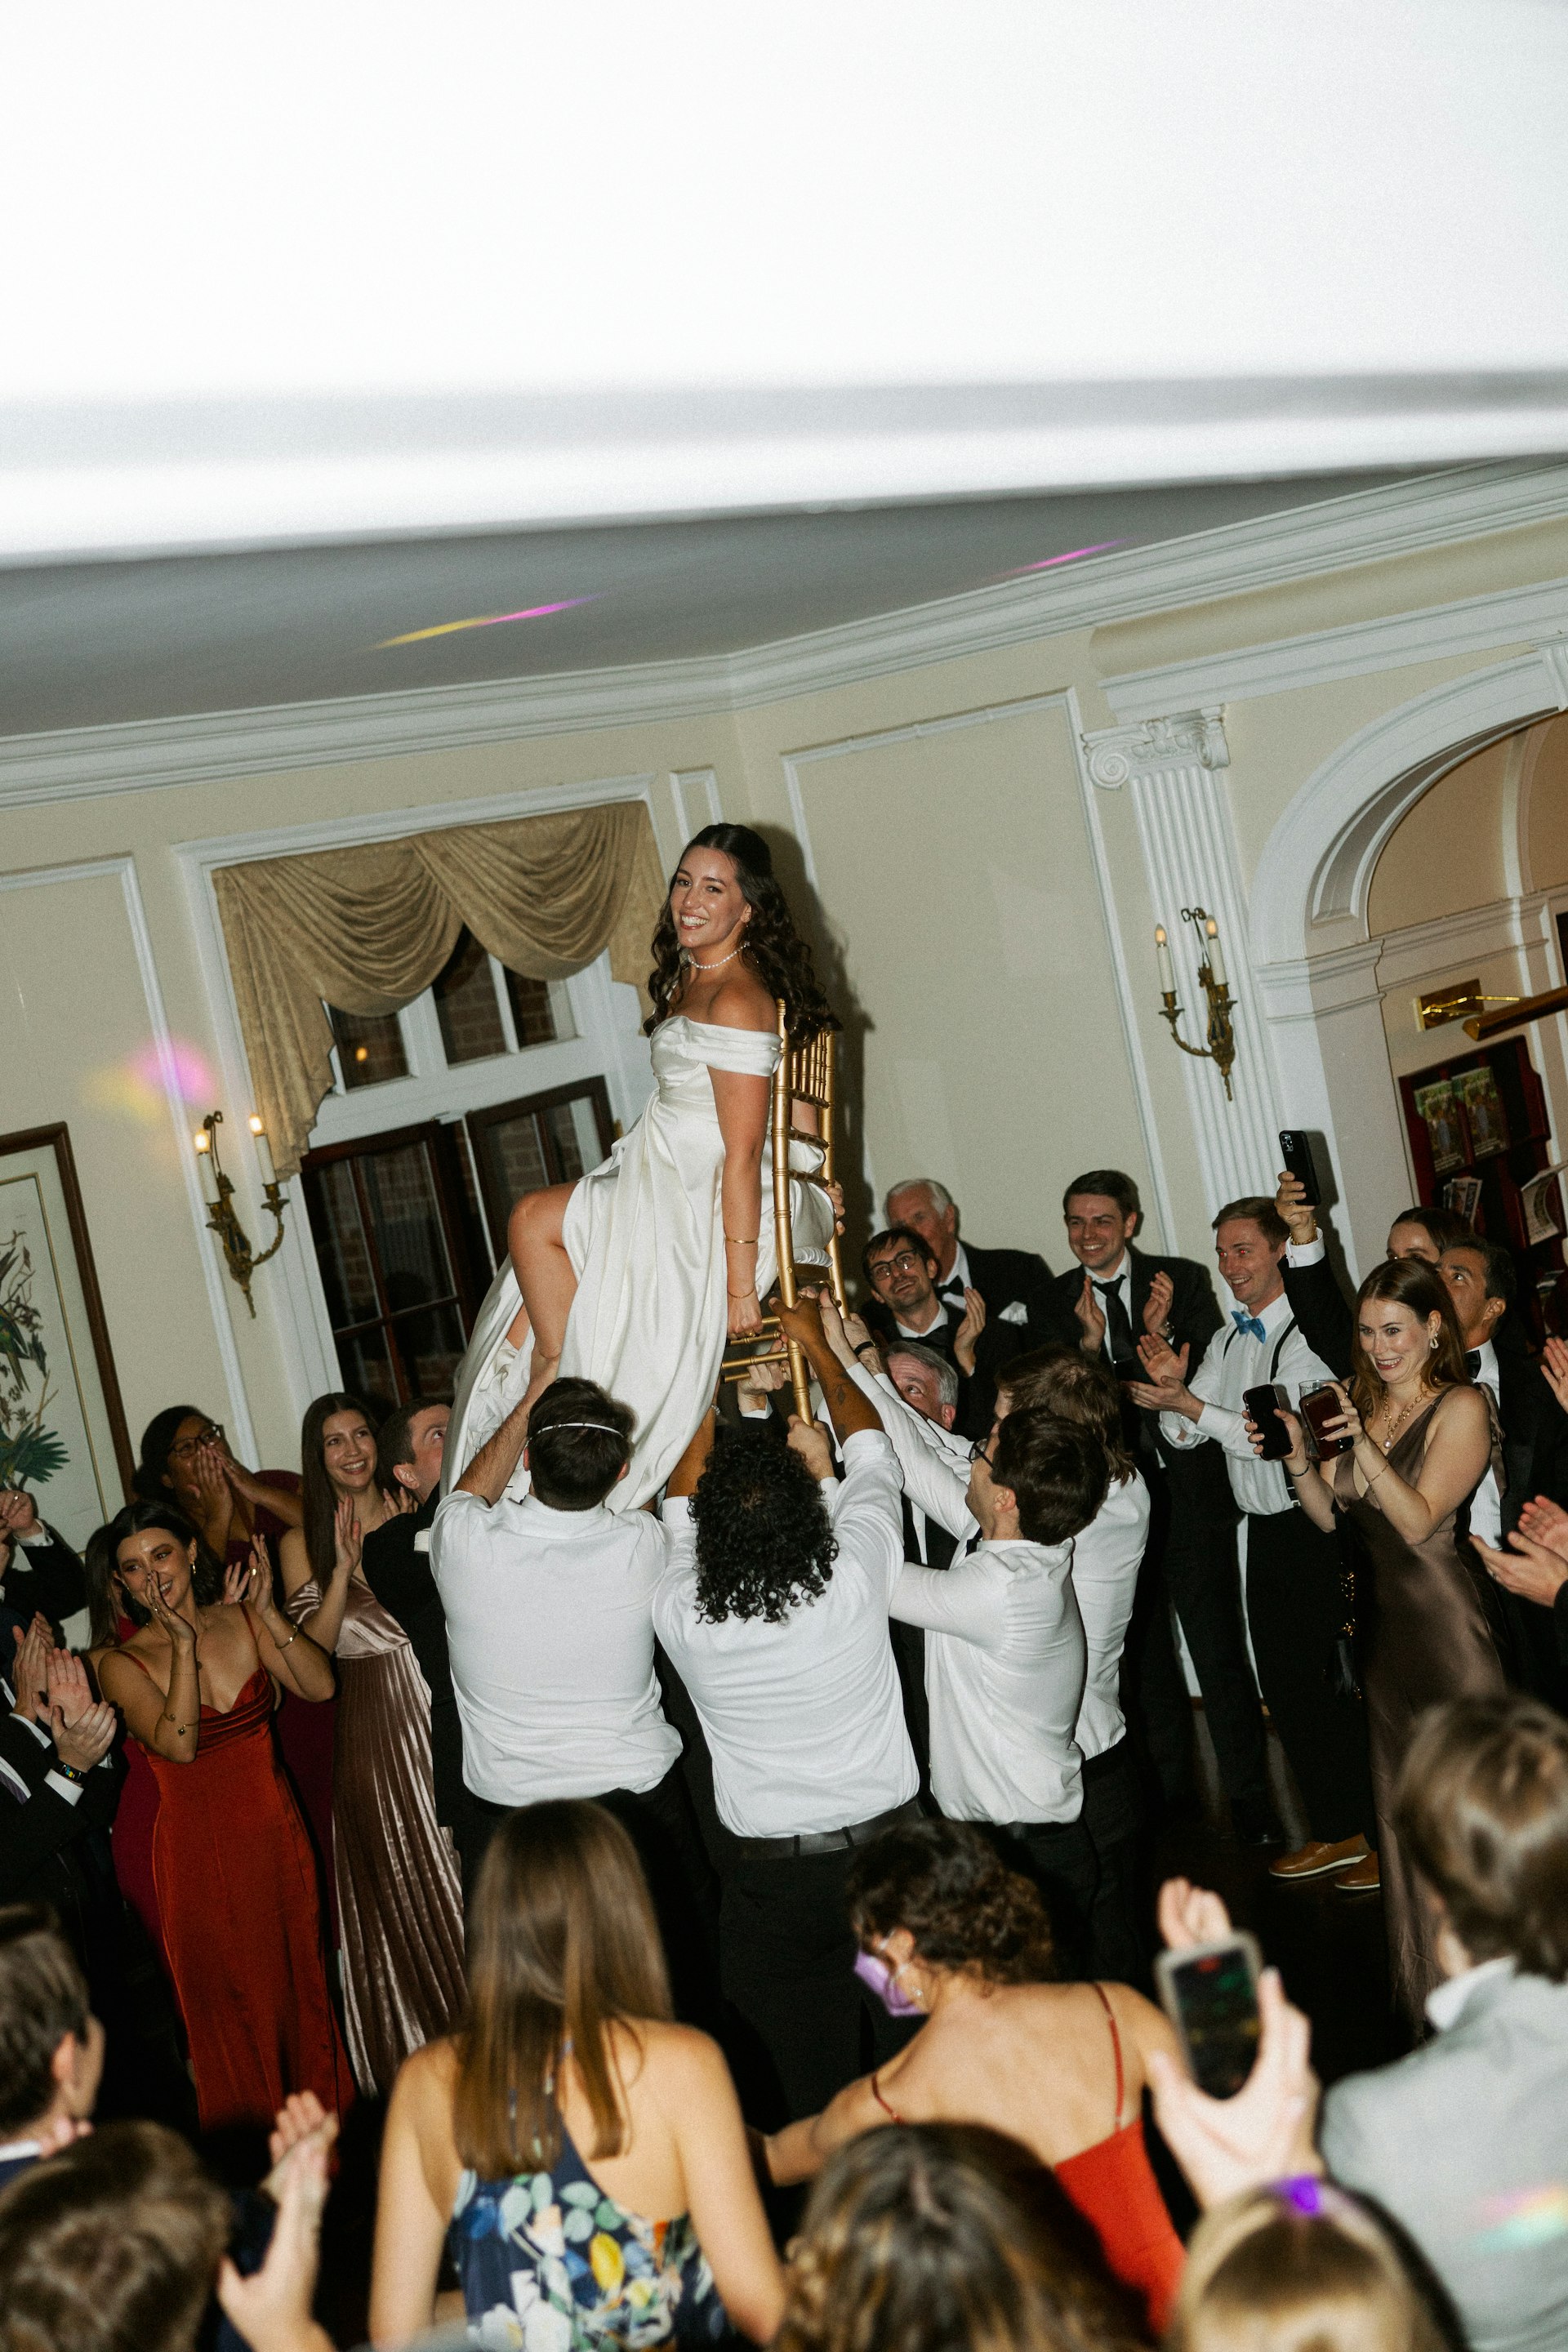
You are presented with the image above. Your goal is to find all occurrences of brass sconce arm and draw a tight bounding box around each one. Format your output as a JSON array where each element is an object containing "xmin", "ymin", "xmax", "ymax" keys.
[
  {"xmin": 1153, "ymin": 906, "xmax": 1239, "ymax": 1102},
  {"xmin": 194, "ymin": 1111, "xmax": 288, "ymax": 1317}
]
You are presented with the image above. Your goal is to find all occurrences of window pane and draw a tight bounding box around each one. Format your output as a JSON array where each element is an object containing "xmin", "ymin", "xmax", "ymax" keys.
[
  {"xmin": 389, "ymin": 1299, "xmax": 469, "ymax": 1400},
  {"xmin": 477, "ymin": 1110, "xmax": 550, "ymax": 1208},
  {"xmin": 504, "ymin": 969, "xmax": 559, "ymax": 1047},
  {"xmin": 543, "ymin": 1096, "xmax": 604, "ymax": 1183},
  {"xmin": 433, "ymin": 929, "xmax": 507, "ymax": 1064},
  {"xmin": 359, "ymin": 1143, "xmax": 455, "ymax": 1316},
  {"xmin": 329, "ymin": 1004, "xmax": 408, "ymax": 1088},
  {"xmin": 305, "ymin": 1160, "xmax": 380, "ymax": 1326},
  {"xmin": 336, "ymin": 1326, "xmax": 400, "ymax": 1419}
]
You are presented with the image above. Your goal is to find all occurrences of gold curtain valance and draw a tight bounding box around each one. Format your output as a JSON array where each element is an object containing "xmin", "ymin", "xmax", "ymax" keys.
[{"xmin": 214, "ymin": 800, "xmax": 666, "ymax": 1176}]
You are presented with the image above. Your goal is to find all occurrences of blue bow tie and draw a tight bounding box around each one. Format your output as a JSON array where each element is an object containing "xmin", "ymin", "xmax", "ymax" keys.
[{"xmin": 1232, "ymin": 1310, "xmax": 1267, "ymax": 1342}]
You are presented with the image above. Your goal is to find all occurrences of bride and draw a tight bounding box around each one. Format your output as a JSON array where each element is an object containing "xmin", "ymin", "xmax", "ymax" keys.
[{"xmin": 446, "ymin": 824, "xmax": 840, "ymax": 1509}]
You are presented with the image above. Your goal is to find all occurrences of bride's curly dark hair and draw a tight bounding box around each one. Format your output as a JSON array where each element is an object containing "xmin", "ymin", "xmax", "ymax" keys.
[
  {"xmin": 688, "ymin": 1422, "xmax": 838, "ymax": 1624},
  {"xmin": 644, "ymin": 824, "xmax": 840, "ymax": 1040}
]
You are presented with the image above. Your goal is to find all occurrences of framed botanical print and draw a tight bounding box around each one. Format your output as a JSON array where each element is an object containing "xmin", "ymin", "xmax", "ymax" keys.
[{"xmin": 0, "ymin": 1125, "xmax": 132, "ymax": 1551}]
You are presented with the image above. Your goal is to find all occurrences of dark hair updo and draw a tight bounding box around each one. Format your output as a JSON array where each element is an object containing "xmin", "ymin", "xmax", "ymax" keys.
[
  {"xmin": 847, "ymin": 1818, "xmax": 1057, "ymax": 1984},
  {"xmin": 87, "ymin": 1500, "xmax": 225, "ymax": 1635},
  {"xmin": 645, "ymin": 823, "xmax": 839, "ymax": 1041}
]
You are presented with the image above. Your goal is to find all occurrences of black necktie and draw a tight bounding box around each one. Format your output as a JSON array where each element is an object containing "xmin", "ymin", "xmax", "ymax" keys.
[
  {"xmin": 1095, "ymin": 1280, "xmax": 1138, "ymax": 1374},
  {"xmin": 1465, "ymin": 1349, "xmax": 1482, "ymax": 1378}
]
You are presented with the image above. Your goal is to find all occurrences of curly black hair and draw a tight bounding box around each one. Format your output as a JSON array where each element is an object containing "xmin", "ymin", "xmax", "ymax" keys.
[
  {"xmin": 644, "ymin": 824, "xmax": 840, "ymax": 1042},
  {"xmin": 846, "ymin": 1818, "xmax": 1057, "ymax": 1983},
  {"xmin": 688, "ymin": 1420, "xmax": 838, "ymax": 1624}
]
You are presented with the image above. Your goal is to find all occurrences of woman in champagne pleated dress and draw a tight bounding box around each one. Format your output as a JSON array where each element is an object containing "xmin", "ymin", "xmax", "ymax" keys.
[{"xmin": 281, "ymin": 1392, "xmax": 466, "ymax": 2096}]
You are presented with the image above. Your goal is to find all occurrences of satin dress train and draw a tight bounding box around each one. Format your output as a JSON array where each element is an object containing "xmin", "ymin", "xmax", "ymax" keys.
[
  {"xmin": 1335, "ymin": 1396, "xmax": 1507, "ymax": 2022},
  {"xmin": 124, "ymin": 1657, "xmax": 352, "ymax": 2129},
  {"xmin": 447, "ymin": 1016, "xmax": 835, "ymax": 1511},
  {"xmin": 287, "ymin": 1568, "xmax": 466, "ymax": 2096}
]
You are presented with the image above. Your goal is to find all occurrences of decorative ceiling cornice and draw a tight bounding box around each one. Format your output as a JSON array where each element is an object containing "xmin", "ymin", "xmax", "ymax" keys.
[{"xmin": 5, "ymin": 459, "xmax": 1568, "ymax": 810}]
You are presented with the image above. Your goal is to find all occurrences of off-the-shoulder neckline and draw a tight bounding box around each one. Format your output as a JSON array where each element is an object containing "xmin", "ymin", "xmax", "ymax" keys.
[{"xmin": 657, "ymin": 1013, "xmax": 779, "ymax": 1040}]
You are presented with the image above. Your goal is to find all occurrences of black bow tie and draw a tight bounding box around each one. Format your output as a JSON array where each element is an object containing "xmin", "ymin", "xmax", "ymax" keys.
[
  {"xmin": 1465, "ymin": 1349, "xmax": 1482, "ymax": 1378},
  {"xmin": 939, "ymin": 1278, "xmax": 965, "ymax": 1301}
]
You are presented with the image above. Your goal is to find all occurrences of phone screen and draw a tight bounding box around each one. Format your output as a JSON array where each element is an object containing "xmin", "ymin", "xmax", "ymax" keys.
[{"xmin": 1160, "ymin": 1940, "xmax": 1261, "ymax": 2097}]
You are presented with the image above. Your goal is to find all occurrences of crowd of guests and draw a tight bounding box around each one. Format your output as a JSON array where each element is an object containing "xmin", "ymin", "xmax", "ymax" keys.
[{"xmin": 5, "ymin": 1162, "xmax": 1568, "ymax": 2352}]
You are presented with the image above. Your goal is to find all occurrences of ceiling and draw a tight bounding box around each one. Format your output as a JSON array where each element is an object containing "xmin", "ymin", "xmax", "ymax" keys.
[{"xmin": 0, "ymin": 469, "xmax": 1419, "ymax": 739}]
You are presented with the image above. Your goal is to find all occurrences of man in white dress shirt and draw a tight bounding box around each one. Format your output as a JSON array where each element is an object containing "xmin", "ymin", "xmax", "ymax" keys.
[
  {"xmin": 430, "ymin": 1375, "xmax": 718, "ymax": 2009},
  {"xmin": 656, "ymin": 1295, "xmax": 918, "ymax": 2121},
  {"xmin": 889, "ymin": 1406, "xmax": 1108, "ymax": 1972},
  {"xmin": 1128, "ymin": 1196, "xmax": 1377, "ymax": 1886}
]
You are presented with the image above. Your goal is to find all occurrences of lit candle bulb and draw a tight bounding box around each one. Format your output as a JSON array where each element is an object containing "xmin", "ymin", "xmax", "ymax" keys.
[
  {"xmin": 1202, "ymin": 916, "xmax": 1227, "ymax": 987},
  {"xmin": 248, "ymin": 1114, "xmax": 275, "ymax": 1187},
  {"xmin": 1155, "ymin": 925, "xmax": 1176, "ymax": 996},
  {"xmin": 194, "ymin": 1129, "xmax": 215, "ymax": 1198}
]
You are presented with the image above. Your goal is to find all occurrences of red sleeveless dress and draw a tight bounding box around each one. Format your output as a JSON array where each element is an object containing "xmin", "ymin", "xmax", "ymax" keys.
[
  {"xmin": 129, "ymin": 1659, "xmax": 353, "ymax": 2129},
  {"xmin": 872, "ymin": 1983, "xmax": 1183, "ymax": 2336}
]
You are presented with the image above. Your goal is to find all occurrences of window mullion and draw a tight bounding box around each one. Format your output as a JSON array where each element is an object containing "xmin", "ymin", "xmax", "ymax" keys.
[
  {"xmin": 489, "ymin": 954, "xmax": 522, "ymax": 1054},
  {"xmin": 398, "ymin": 989, "xmax": 448, "ymax": 1078}
]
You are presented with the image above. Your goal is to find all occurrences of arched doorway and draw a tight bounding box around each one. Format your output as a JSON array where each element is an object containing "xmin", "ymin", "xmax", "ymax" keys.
[{"xmin": 1249, "ymin": 646, "xmax": 1568, "ymax": 1276}]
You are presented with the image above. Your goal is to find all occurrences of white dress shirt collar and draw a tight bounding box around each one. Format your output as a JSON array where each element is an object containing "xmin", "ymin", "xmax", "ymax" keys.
[
  {"xmin": 1426, "ymin": 1953, "xmax": 1513, "ymax": 2033},
  {"xmin": 1474, "ymin": 1338, "xmax": 1499, "ymax": 1392},
  {"xmin": 895, "ymin": 1299, "xmax": 949, "ymax": 1339},
  {"xmin": 1229, "ymin": 1285, "xmax": 1294, "ymax": 1338},
  {"xmin": 938, "ymin": 1241, "xmax": 971, "ymax": 1299}
]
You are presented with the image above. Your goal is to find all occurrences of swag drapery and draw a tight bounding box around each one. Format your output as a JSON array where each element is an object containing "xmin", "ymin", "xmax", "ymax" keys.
[{"xmin": 213, "ymin": 800, "xmax": 666, "ymax": 1176}]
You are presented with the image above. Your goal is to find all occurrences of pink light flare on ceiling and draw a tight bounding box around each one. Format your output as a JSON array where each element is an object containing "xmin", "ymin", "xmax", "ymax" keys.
[{"xmin": 376, "ymin": 595, "xmax": 601, "ymax": 649}]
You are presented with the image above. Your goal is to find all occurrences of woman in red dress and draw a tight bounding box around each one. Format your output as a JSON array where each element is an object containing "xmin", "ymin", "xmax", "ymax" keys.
[{"xmin": 96, "ymin": 1500, "xmax": 352, "ymax": 2131}]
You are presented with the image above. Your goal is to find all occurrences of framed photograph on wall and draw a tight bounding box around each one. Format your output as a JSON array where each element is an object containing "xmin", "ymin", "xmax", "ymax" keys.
[
  {"xmin": 1453, "ymin": 1063, "xmax": 1511, "ymax": 1159},
  {"xmin": 1413, "ymin": 1080, "xmax": 1466, "ymax": 1174},
  {"xmin": 0, "ymin": 1125, "xmax": 132, "ymax": 1551}
]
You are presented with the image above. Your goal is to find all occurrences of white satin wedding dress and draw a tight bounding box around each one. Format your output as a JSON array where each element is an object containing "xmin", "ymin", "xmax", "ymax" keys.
[{"xmin": 446, "ymin": 1015, "xmax": 834, "ymax": 1510}]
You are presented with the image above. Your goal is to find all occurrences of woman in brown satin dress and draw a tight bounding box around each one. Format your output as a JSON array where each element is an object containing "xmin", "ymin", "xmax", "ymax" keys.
[
  {"xmin": 1276, "ymin": 1258, "xmax": 1505, "ymax": 2023},
  {"xmin": 280, "ymin": 1393, "xmax": 466, "ymax": 2096}
]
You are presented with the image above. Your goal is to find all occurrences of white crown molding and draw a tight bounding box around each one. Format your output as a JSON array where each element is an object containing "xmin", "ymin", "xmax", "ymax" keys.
[
  {"xmin": 1104, "ymin": 575, "xmax": 1568, "ymax": 721},
  {"xmin": 7, "ymin": 460, "xmax": 1568, "ymax": 813}
]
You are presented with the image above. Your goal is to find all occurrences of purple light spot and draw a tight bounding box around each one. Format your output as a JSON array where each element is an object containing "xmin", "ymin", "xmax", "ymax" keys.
[
  {"xmin": 1000, "ymin": 541, "xmax": 1129, "ymax": 577},
  {"xmin": 1283, "ymin": 2176, "xmax": 1324, "ymax": 2217}
]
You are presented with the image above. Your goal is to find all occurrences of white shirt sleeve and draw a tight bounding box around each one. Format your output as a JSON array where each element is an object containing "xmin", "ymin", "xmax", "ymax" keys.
[
  {"xmin": 43, "ymin": 1771, "xmax": 83, "ymax": 1806},
  {"xmin": 848, "ymin": 1361, "xmax": 977, "ymax": 1541},
  {"xmin": 890, "ymin": 1552, "xmax": 1007, "ymax": 1647},
  {"xmin": 1285, "ymin": 1236, "xmax": 1326, "ymax": 1267},
  {"xmin": 429, "ymin": 1489, "xmax": 490, "ymax": 1588},
  {"xmin": 1158, "ymin": 1330, "xmax": 1231, "ymax": 1452},
  {"xmin": 830, "ymin": 1430, "xmax": 906, "ymax": 1599}
]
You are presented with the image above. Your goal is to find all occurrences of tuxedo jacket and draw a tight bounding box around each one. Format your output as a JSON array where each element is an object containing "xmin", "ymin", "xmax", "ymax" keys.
[
  {"xmin": 0, "ymin": 1527, "xmax": 88, "ymax": 1641},
  {"xmin": 960, "ymin": 1243, "xmax": 1080, "ymax": 1352},
  {"xmin": 0, "ymin": 1673, "xmax": 123, "ymax": 1913},
  {"xmin": 1054, "ymin": 1244, "xmax": 1234, "ymax": 1517},
  {"xmin": 861, "ymin": 1296, "xmax": 1026, "ymax": 1441},
  {"xmin": 1491, "ymin": 1346, "xmax": 1568, "ymax": 1706},
  {"xmin": 1281, "ymin": 1254, "xmax": 1356, "ymax": 1383},
  {"xmin": 359, "ymin": 1492, "xmax": 470, "ymax": 1841}
]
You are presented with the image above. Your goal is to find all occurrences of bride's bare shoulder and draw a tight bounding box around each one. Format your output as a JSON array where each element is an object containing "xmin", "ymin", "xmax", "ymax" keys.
[{"xmin": 706, "ymin": 969, "xmax": 778, "ymax": 1032}]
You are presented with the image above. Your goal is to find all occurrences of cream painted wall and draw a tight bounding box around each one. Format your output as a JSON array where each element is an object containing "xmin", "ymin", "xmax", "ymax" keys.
[
  {"xmin": 0, "ymin": 868, "xmax": 235, "ymax": 1477},
  {"xmin": 8, "ymin": 506, "xmax": 1568, "ymax": 1464},
  {"xmin": 1367, "ymin": 737, "xmax": 1512, "ymax": 932},
  {"xmin": 1527, "ymin": 715, "xmax": 1568, "ymax": 887}
]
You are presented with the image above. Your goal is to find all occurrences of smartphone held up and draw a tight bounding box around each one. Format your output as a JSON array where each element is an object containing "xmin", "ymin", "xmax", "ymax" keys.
[{"xmin": 1155, "ymin": 1932, "xmax": 1263, "ymax": 2099}]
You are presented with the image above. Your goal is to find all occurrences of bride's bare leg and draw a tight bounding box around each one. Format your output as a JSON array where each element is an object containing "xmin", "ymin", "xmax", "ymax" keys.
[{"xmin": 508, "ymin": 1182, "xmax": 578, "ymax": 1408}]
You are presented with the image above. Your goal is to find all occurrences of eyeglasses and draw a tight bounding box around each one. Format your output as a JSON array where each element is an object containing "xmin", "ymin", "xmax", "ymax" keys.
[
  {"xmin": 968, "ymin": 1436, "xmax": 996, "ymax": 1467},
  {"xmin": 167, "ymin": 1423, "xmax": 224, "ymax": 1461},
  {"xmin": 869, "ymin": 1252, "xmax": 926, "ymax": 1282}
]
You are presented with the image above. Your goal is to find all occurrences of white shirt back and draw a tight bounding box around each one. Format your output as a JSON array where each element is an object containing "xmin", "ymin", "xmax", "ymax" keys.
[
  {"xmin": 654, "ymin": 1430, "xmax": 917, "ymax": 1838},
  {"xmin": 1070, "ymin": 1472, "xmax": 1150, "ymax": 1760},
  {"xmin": 431, "ymin": 1488, "xmax": 679, "ymax": 1806},
  {"xmin": 891, "ymin": 1538, "xmax": 1087, "ymax": 1824}
]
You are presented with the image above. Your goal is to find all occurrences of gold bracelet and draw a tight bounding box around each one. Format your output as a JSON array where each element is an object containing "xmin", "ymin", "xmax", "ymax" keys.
[
  {"xmin": 725, "ymin": 1234, "xmax": 760, "ymax": 1246},
  {"xmin": 728, "ymin": 1290, "xmax": 757, "ymax": 1301}
]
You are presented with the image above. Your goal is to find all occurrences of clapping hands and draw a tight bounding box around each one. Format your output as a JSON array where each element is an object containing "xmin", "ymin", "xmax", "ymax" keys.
[{"xmin": 1475, "ymin": 1493, "xmax": 1568, "ymax": 1607}]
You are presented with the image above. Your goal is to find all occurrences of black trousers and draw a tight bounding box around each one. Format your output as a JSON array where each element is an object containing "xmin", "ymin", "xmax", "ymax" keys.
[
  {"xmin": 1245, "ymin": 1508, "xmax": 1375, "ymax": 1846},
  {"xmin": 719, "ymin": 1841, "xmax": 914, "ymax": 2126},
  {"xmin": 467, "ymin": 1763, "xmax": 723, "ymax": 2029},
  {"xmin": 1079, "ymin": 1738, "xmax": 1152, "ymax": 1988},
  {"xmin": 989, "ymin": 1814, "xmax": 1098, "ymax": 1982},
  {"xmin": 1128, "ymin": 1468, "xmax": 1272, "ymax": 1815}
]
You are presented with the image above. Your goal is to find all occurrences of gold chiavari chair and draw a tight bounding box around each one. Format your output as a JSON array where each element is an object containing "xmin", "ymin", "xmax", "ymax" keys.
[{"xmin": 719, "ymin": 1000, "xmax": 846, "ymax": 1420}]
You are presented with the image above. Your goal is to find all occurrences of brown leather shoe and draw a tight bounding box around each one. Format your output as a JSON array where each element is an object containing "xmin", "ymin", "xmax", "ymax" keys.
[
  {"xmin": 1268, "ymin": 1833, "xmax": 1369, "ymax": 1881},
  {"xmin": 1334, "ymin": 1850, "xmax": 1382, "ymax": 1893}
]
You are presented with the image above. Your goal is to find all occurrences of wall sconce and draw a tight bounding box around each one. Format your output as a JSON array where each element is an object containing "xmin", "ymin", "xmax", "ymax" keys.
[
  {"xmin": 193, "ymin": 1110, "xmax": 287, "ymax": 1316},
  {"xmin": 1155, "ymin": 905, "xmax": 1238, "ymax": 1102}
]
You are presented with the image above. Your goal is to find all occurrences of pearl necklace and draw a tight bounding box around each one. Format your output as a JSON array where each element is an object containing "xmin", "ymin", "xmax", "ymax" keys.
[{"xmin": 684, "ymin": 942, "xmax": 746, "ymax": 971}]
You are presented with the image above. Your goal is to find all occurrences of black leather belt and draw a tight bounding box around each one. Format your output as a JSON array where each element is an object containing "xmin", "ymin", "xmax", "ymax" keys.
[{"xmin": 729, "ymin": 1796, "xmax": 922, "ymax": 1862}]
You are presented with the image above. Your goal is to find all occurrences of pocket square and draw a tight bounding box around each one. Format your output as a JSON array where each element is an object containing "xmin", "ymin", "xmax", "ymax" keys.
[{"xmin": 1000, "ymin": 1301, "xmax": 1029, "ymax": 1325}]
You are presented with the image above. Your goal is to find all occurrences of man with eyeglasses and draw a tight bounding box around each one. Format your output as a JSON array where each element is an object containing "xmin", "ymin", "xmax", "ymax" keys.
[{"xmin": 859, "ymin": 1226, "xmax": 1023, "ymax": 1441}]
